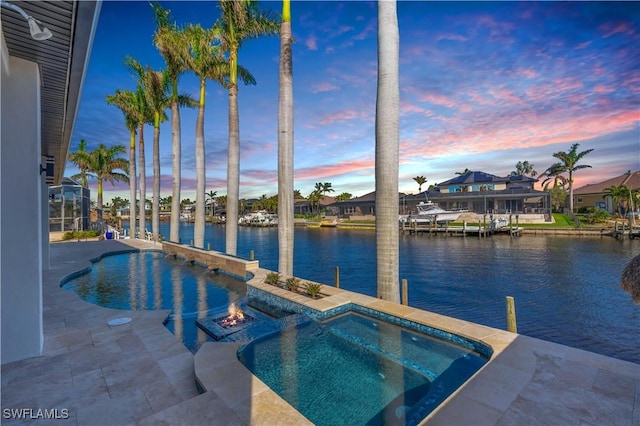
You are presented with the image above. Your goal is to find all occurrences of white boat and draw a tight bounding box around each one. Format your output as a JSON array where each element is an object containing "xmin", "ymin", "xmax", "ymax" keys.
[
  {"xmin": 238, "ymin": 210, "xmax": 278, "ymax": 226},
  {"xmin": 400, "ymin": 201, "xmax": 467, "ymax": 224}
]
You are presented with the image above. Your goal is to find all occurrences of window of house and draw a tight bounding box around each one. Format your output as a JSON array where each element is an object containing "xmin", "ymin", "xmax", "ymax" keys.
[
  {"xmin": 344, "ymin": 206, "xmax": 356, "ymax": 215},
  {"xmin": 576, "ymin": 197, "xmax": 583, "ymax": 203}
]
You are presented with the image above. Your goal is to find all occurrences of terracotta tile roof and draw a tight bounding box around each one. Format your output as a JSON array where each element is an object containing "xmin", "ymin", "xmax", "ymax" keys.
[{"xmin": 574, "ymin": 171, "xmax": 640, "ymax": 195}]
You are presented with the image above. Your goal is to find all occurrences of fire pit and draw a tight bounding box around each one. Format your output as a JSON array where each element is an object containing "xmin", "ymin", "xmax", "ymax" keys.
[{"xmin": 197, "ymin": 303, "xmax": 260, "ymax": 340}]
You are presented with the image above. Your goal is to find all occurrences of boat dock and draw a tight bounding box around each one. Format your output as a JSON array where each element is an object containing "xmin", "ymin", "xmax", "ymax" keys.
[{"xmin": 401, "ymin": 221, "xmax": 523, "ymax": 237}]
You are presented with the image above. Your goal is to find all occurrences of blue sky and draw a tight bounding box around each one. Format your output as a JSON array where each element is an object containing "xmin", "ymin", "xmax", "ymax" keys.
[{"xmin": 69, "ymin": 1, "xmax": 640, "ymax": 203}]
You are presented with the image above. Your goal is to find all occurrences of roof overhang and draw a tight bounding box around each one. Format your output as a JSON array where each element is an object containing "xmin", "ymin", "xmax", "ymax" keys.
[{"xmin": 1, "ymin": 0, "xmax": 101, "ymax": 184}]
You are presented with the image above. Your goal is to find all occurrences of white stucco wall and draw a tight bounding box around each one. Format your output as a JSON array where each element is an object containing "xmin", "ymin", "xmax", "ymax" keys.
[{"xmin": 1, "ymin": 55, "xmax": 44, "ymax": 363}]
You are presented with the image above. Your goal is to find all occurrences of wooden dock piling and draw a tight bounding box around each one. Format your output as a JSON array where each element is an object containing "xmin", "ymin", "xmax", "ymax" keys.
[
  {"xmin": 506, "ymin": 296, "xmax": 517, "ymax": 333},
  {"xmin": 401, "ymin": 279, "xmax": 408, "ymax": 306}
]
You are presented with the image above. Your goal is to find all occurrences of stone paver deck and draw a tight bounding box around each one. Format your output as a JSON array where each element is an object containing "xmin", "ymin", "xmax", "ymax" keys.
[{"xmin": 1, "ymin": 239, "xmax": 638, "ymax": 425}]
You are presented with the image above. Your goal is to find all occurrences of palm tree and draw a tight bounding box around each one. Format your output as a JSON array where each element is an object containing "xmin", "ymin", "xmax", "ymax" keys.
[
  {"xmin": 335, "ymin": 192, "xmax": 352, "ymax": 202},
  {"xmin": 265, "ymin": 195, "xmax": 278, "ymax": 213},
  {"xmin": 124, "ymin": 58, "xmax": 154, "ymax": 238},
  {"xmin": 604, "ymin": 185, "xmax": 630, "ymax": 217},
  {"xmin": 110, "ymin": 196, "xmax": 127, "ymax": 217},
  {"xmin": 151, "ymin": 2, "xmax": 189, "ymax": 244},
  {"xmin": 185, "ymin": 24, "xmax": 220, "ymax": 248},
  {"xmin": 183, "ymin": 24, "xmax": 253, "ymax": 248},
  {"xmin": 87, "ymin": 144, "xmax": 129, "ymax": 221},
  {"xmin": 455, "ymin": 168, "xmax": 471, "ymax": 176},
  {"xmin": 68, "ymin": 139, "xmax": 92, "ymax": 187},
  {"xmin": 310, "ymin": 182, "xmax": 334, "ymax": 215},
  {"xmin": 552, "ymin": 143, "xmax": 594, "ymax": 212},
  {"xmin": 278, "ymin": 0, "xmax": 294, "ymax": 276},
  {"xmin": 216, "ymin": 195, "xmax": 227, "ymax": 210},
  {"xmin": 413, "ymin": 176, "xmax": 427, "ymax": 193},
  {"xmin": 106, "ymin": 90, "xmax": 139, "ymax": 239},
  {"xmin": 375, "ymin": 0, "xmax": 400, "ymax": 303},
  {"xmin": 206, "ymin": 190, "xmax": 217, "ymax": 222},
  {"xmin": 316, "ymin": 182, "xmax": 334, "ymax": 197},
  {"xmin": 511, "ymin": 161, "xmax": 537, "ymax": 177},
  {"xmin": 307, "ymin": 189, "xmax": 322, "ymax": 216},
  {"xmin": 127, "ymin": 58, "xmax": 171, "ymax": 242},
  {"xmin": 160, "ymin": 196, "xmax": 172, "ymax": 212},
  {"xmin": 540, "ymin": 162, "xmax": 568, "ymax": 190},
  {"xmin": 216, "ymin": 0, "xmax": 280, "ymax": 256}
]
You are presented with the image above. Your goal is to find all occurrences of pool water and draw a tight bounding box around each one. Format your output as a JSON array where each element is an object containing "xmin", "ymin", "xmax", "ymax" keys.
[
  {"xmin": 61, "ymin": 251, "xmax": 247, "ymax": 351},
  {"xmin": 238, "ymin": 312, "xmax": 488, "ymax": 426}
]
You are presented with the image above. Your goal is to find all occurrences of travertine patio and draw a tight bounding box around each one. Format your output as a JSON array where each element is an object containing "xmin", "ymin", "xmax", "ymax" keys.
[{"xmin": 1, "ymin": 238, "xmax": 638, "ymax": 425}]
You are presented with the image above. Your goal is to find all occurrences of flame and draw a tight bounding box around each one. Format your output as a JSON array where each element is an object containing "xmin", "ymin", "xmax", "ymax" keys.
[{"xmin": 222, "ymin": 303, "xmax": 245, "ymax": 327}]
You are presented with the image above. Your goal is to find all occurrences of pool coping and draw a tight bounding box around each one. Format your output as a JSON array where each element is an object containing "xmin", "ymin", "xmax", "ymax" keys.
[
  {"xmin": 5, "ymin": 239, "xmax": 637, "ymax": 426},
  {"xmin": 194, "ymin": 266, "xmax": 522, "ymax": 424},
  {"xmin": 196, "ymin": 265, "xmax": 640, "ymax": 425}
]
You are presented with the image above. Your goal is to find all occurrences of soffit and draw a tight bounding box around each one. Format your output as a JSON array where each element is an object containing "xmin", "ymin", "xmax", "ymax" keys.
[{"xmin": 1, "ymin": 0, "xmax": 100, "ymax": 184}]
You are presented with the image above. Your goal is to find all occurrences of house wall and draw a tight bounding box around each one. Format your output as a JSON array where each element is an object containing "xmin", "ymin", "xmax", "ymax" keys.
[
  {"xmin": 441, "ymin": 183, "xmax": 508, "ymax": 193},
  {"xmin": 1, "ymin": 55, "xmax": 44, "ymax": 363},
  {"xmin": 574, "ymin": 194, "xmax": 608, "ymax": 212}
]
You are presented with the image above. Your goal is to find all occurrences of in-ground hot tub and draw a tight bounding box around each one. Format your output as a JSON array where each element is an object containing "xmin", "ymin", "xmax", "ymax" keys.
[{"xmin": 238, "ymin": 310, "xmax": 490, "ymax": 426}]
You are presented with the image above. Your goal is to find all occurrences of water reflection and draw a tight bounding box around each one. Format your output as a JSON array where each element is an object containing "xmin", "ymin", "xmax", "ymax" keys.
[
  {"xmin": 62, "ymin": 251, "xmax": 247, "ymax": 352},
  {"xmin": 172, "ymin": 267, "xmax": 183, "ymax": 342},
  {"xmin": 161, "ymin": 223, "xmax": 639, "ymax": 364}
]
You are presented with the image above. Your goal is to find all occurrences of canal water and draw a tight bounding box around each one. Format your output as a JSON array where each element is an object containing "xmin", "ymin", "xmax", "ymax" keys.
[{"xmin": 156, "ymin": 223, "xmax": 639, "ymax": 364}]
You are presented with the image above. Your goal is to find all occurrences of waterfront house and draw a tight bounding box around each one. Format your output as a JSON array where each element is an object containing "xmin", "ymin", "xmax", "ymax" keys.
[
  {"xmin": 573, "ymin": 170, "xmax": 640, "ymax": 213},
  {"xmin": 329, "ymin": 171, "xmax": 551, "ymax": 219},
  {"xmin": 407, "ymin": 171, "xmax": 551, "ymax": 217},
  {"xmin": 294, "ymin": 195, "xmax": 335, "ymax": 216},
  {"xmin": 328, "ymin": 191, "xmax": 376, "ymax": 218},
  {"xmin": 48, "ymin": 177, "xmax": 91, "ymax": 232},
  {"xmin": 1, "ymin": 1, "xmax": 101, "ymax": 362}
]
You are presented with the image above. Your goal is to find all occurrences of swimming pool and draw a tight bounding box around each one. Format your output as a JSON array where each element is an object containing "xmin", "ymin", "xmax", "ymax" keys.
[
  {"xmin": 238, "ymin": 311, "xmax": 489, "ymax": 426},
  {"xmin": 61, "ymin": 250, "xmax": 247, "ymax": 351}
]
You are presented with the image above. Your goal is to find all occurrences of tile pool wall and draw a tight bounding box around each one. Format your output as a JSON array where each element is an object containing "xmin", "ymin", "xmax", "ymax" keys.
[
  {"xmin": 246, "ymin": 281, "xmax": 493, "ymax": 359},
  {"xmin": 58, "ymin": 248, "xmax": 162, "ymax": 285}
]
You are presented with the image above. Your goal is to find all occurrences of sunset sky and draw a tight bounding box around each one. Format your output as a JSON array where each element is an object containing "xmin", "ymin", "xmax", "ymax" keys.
[{"xmin": 69, "ymin": 1, "xmax": 640, "ymax": 203}]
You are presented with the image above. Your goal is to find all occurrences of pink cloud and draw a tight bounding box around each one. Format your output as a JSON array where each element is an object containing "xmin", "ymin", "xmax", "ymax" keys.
[
  {"xmin": 305, "ymin": 36, "xmax": 318, "ymax": 51},
  {"xmin": 319, "ymin": 109, "xmax": 369, "ymax": 125},
  {"xmin": 436, "ymin": 33, "xmax": 467, "ymax": 42},
  {"xmin": 551, "ymin": 77, "xmax": 584, "ymax": 92},
  {"xmin": 418, "ymin": 93, "xmax": 457, "ymax": 109},
  {"xmin": 593, "ymin": 85, "xmax": 615, "ymax": 94},
  {"xmin": 601, "ymin": 21, "xmax": 636, "ymax": 38},
  {"xmin": 400, "ymin": 105, "xmax": 639, "ymax": 163},
  {"xmin": 401, "ymin": 102, "xmax": 434, "ymax": 117},
  {"xmin": 336, "ymin": 25, "xmax": 354, "ymax": 36},
  {"xmin": 294, "ymin": 159, "xmax": 374, "ymax": 180},
  {"xmin": 576, "ymin": 41, "xmax": 592, "ymax": 50},
  {"xmin": 312, "ymin": 82, "xmax": 339, "ymax": 93},
  {"xmin": 517, "ymin": 68, "xmax": 539, "ymax": 79},
  {"xmin": 352, "ymin": 19, "xmax": 375, "ymax": 41},
  {"xmin": 487, "ymin": 87, "xmax": 526, "ymax": 106}
]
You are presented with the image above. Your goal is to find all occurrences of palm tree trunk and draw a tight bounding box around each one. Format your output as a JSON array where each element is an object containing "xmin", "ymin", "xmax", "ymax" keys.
[
  {"xmin": 568, "ymin": 172, "xmax": 574, "ymax": 212},
  {"xmin": 170, "ymin": 98, "xmax": 181, "ymax": 243},
  {"xmin": 194, "ymin": 79, "xmax": 206, "ymax": 248},
  {"xmin": 278, "ymin": 0, "xmax": 294, "ymax": 276},
  {"xmin": 139, "ymin": 123, "xmax": 146, "ymax": 238},
  {"xmin": 129, "ymin": 129, "xmax": 137, "ymax": 238},
  {"xmin": 97, "ymin": 177, "xmax": 104, "ymax": 222},
  {"xmin": 152, "ymin": 113, "xmax": 161, "ymax": 243},
  {"xmin": 375, "ymin": 0, "xmax": 400, "ymax": 303},
  {"xmin": 226, "ymin": 80, "xmax": 240, "ymax": 256}
]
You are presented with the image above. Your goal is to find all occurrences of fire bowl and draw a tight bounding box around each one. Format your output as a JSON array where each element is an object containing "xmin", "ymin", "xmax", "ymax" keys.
[{"xmin": 197, "ymin": 310, "xmax": 260, "ymax": 340}]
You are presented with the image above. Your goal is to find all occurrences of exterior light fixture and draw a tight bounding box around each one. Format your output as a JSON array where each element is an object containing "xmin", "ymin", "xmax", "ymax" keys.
[
  {"xmin": 1, "ymin": 1, "xmax": 52, "ymax": 40},
  {"xmin": 40, "ymin": 155, "xmax": 54, "ymax": 184}
]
